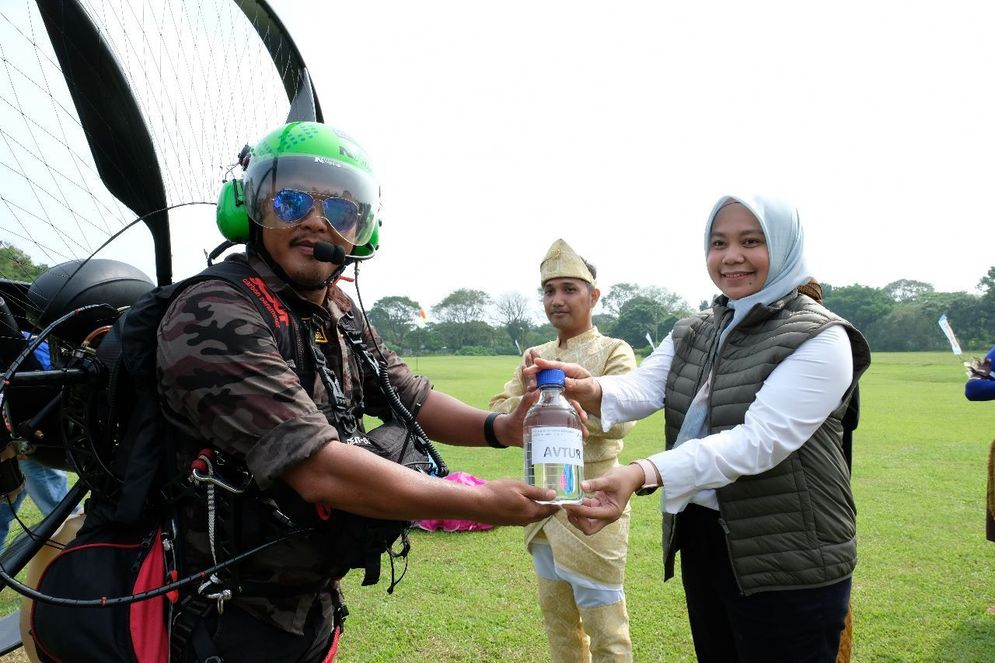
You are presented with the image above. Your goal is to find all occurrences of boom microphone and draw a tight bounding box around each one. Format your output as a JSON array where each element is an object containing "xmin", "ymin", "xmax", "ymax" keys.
[{"xmin": 313, "ymin": 242, "xmax": 346, "ymax": 264}]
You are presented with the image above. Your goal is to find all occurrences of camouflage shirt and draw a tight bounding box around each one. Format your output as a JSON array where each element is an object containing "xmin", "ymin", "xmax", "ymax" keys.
[{"xmin": 156, "ymin": 253, "xmax": 431, "ymax": 635}]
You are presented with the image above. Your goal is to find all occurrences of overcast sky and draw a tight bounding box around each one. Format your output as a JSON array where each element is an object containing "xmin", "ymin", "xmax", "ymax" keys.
[
  {"xmin": 20, "ymin": 0, "xmax": 986, "ymax": 324},
  {"xmin": 264, "ymin": 1, "xmax": 994, "ymax": 321}
]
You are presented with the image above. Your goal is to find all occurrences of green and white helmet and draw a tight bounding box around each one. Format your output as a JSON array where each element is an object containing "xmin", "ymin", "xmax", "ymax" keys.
[{"xmin": 218, "ymin": 121, "xmax": 380, "ymax": 249}]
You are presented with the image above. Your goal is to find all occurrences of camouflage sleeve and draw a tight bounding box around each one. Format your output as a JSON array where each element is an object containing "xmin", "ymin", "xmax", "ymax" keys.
[{"xmin": 157, "ymin": 280, "xmax": 333, "ymax": 488}]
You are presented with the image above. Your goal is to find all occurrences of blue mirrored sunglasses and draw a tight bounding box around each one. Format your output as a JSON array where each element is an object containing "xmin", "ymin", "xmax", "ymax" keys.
[{"xmin": 271, "ymin": 189, "xmax": 360, "ymax": 235}]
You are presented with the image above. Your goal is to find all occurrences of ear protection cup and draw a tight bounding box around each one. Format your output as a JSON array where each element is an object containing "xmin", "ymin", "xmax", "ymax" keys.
[
  {"xmin": 351, "ymin": 217, "xmax": 380, "ymax": 259},
  {"xmin": 216, "ymin": 179, "xmax": 250, "ymax": 243}
]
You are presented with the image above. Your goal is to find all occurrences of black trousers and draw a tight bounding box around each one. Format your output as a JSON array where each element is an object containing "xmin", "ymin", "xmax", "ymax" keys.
[{"xmin": 678, "ymin": 504, "xmax": 851, "ymax": 663}]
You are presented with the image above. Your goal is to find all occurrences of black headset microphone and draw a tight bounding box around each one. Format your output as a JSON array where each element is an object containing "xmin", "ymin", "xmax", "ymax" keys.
[{"xmin": 313, "ymin": 242, "xmax": 346, "ymax": 264}]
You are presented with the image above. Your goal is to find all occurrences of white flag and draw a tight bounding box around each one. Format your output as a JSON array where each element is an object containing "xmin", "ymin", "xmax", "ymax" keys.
[
  {"xmin": 514, "ymin": 339, "xmax": 522, "ymax": 354},
  {"xmin": 938, "ymin": 314, "xmax": 962, "ymax": 356},
  {"xmin": 645, "ymin": 332, "xmax": 655, "ymax": 350}
]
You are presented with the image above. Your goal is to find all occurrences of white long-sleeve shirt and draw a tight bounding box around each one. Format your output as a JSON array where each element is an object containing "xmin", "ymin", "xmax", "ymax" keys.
[{"xmin": 598, "ymin": 324, "xmax": 853, "ymax": 514}]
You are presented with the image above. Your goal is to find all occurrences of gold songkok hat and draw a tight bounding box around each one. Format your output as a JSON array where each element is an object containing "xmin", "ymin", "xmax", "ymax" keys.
[{"xmin": 540, "ymin": 239, "xmax": 595, "ymax": 286}]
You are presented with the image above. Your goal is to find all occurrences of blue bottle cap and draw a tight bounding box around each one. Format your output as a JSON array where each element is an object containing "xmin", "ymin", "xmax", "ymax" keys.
[{"xmin": 536, "ymin": 368, "xmax": 565, "ymax": 388}]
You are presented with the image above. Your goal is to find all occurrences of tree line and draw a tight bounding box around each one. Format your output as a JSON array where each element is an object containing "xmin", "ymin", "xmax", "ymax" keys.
[
  {"xmin": 371, "ymin": 268, "xmax": 995, "ymax": 356},
  {"xmin": 0, "ymin": 242, "xmax": 48, "ymax": 282},
  {"xmin": 2, "ymin": 243, "xmax": 990, "ymax": 355},
  {"xmin": 820, "ymin": 271, "xmax": 994, "ymax": 352},
  {"xmin": 368, "ymin": 283, "xmax": 697, "ymax": 357}
]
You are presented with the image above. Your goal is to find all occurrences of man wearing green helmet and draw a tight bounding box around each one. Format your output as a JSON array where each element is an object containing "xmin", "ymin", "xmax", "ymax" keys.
[
  {"xmin": 216, "ymin": 122, "xmax": 382, "ymax": 287},
  {"xmin": 154, "ymin": 122, "xmax": 561, "ymax": 661}
]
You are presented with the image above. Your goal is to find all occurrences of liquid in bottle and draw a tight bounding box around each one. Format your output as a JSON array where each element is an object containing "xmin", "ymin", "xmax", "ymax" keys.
[{"xmin": 524, "ymin": 368, "xmax": 584, "ymax": 504}]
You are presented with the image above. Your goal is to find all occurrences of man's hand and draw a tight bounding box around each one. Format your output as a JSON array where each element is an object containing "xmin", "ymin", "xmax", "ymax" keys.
[
  {"xmin": 493, "ymin": 389, "xmax": 536, "ymax": 447},
  {"xmin": 497, "ymin": 359, "xmax": 590, "ymax": 446},
  {"xmin": 562, "ymin": 464, "xmax": 643, "ymax": 534},
  {"xmin": 475, "ymin": 480, "xmax": 560, "ymax": 525},
  {"xmin": 286, "ymin": 440, "xmax": 561, "ymax": 525},
  {"xmin": 495, "ymin": 391, "xmax": 589, "ymax": 446},
  {"xmin": 966, "ymin": 357, "xmax": 993, "ymax": 379},
  {"xmin": 524, "ymin": 356, "xmax": 603, "ymax": 416}
]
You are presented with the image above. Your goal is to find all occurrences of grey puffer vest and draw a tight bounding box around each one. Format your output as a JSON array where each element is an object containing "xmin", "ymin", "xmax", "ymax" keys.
[{"xmin": 661, "ymin": 291, "xmax": 871, "ymax": 595}]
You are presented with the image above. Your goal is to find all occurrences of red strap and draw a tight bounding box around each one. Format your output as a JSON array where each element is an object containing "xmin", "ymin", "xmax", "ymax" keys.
[
  {"xmin": 130, "ymin": 529, "xmax": 168, "ymax": 663},
  {"xmin": 166, "ymin": 569, "xmax": 180, "ymax": 604},
  {"xmin": 323, "ymin": 625, "xmax": 342, "ymax": 663}
]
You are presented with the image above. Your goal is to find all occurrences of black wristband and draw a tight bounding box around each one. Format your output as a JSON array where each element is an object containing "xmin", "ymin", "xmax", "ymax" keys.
[{"xmin": 484, "ymin": 412, "xmax": 507, "ymax": 449}]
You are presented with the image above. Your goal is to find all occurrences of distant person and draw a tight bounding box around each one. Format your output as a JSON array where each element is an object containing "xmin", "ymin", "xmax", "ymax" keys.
[
  {"xmin": 490, "ymin": 238, "xmax": 637, "ymax": 662},
  {"xmin": 0, "ymin": 336, "xmax": 73, "ymax": 553},
  {"xmin": 538, "ymin": 194, "xmax": 869, "ymax": 662},
  {"xmin": 0, "ymin": 460, "xmax": 71, "ymax": 552},
  {"xmin": 964, "ymin": 345, "xmax": 995, "ymax": 615},
  {"xmin": 965, "ymin": 346, "xmax": 995, "ymax": 402}
]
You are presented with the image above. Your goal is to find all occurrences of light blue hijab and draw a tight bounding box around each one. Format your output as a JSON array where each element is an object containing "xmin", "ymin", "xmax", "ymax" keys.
[
  {"xmin": 672, "ymin": 194, "xmax": 811, "ymax": 449},
  {"xmin": 706, "ymin": 193, "xmax": 812, "ymax": 340}
]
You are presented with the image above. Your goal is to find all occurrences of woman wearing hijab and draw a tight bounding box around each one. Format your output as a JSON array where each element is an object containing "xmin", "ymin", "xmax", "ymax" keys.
[{"xmin": 532, "ymin": 194, "xmax": 870, "ymax": 662}]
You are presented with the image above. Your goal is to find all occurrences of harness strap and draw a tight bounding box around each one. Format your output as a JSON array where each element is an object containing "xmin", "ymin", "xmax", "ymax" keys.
[
  {"xmin": 301, "ymin": 316, "xmax": 357, "ymax": 438},
  {"xmin": 338, "ymin": 311, "xmax": 448, "ymax": 477},
  {"xmin": 171, "ymin": 594, "xmax": 221, "ymax": 662},
  {"xmin": 191, "ymin": 620, "xmax": 224, "ymax": 663},
  {"xmin": 171, "ymin": 583, "xmax": 347, "ymax": 662}
]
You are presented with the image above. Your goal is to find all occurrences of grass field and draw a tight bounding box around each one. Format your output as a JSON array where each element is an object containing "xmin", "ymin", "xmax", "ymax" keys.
[{"xmin": 2, "ymin": 352, "xmax": 994, "ymax": 662}]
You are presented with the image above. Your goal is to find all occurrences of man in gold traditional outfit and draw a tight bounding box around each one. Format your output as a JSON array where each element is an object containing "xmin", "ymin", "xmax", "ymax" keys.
[{"xmin": 490, "ymin": 239, "xmax": 636, "ymax": 662}]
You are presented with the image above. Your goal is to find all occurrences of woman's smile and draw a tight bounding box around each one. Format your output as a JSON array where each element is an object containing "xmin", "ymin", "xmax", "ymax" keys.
[{"xmin": 707, "ymin": 203, "xmax": 770, "ymax": 299}]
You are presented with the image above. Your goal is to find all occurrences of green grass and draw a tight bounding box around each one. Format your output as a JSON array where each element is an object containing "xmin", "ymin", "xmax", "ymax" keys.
[{"xmin": 2, "ymin": 352, "xmax": 994, "ymax": 661}]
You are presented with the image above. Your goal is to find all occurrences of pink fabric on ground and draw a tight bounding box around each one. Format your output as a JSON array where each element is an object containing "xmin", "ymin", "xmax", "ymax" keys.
[{"xmin": 415, "ymin": 471, "xmax": 495, "ymax": 532}]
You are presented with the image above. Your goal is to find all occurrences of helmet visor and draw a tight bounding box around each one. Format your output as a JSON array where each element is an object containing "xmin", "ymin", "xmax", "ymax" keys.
[{"xmin": 243, "ymin": 154, "xmax": 378, "ymax": 246}]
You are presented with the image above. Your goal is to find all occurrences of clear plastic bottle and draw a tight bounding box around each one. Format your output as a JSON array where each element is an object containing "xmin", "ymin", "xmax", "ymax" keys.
[{"xmin": 524, "ymin": 368, "xmax": 584, "ymax": 504}]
